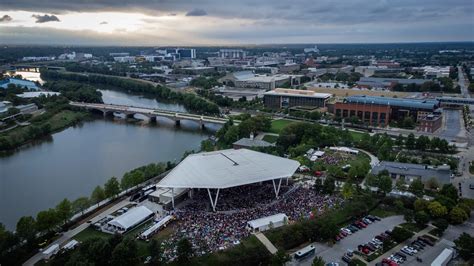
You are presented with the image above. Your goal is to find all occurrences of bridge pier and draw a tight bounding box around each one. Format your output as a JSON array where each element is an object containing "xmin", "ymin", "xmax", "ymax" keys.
[
  {"xmin": 148, "ymin": 116, "xmax": 157, "ymax": 123},
  {"xmin": 125, "ymin": 113, "xmax": 135, "ymax": 119},
  {"xmin": 175, "ymin": 120, "xmax": 181, "ymax": 126}
]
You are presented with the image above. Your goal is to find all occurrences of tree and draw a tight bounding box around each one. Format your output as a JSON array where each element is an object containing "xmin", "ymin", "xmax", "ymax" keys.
[
  {"xmin": 404, "ymin": 210, "xmax": 414, "ymax": 223},
  {"xmin": 409, "ymin": 179, "xmax": 424, "ymax": 197},
  {"xmin": 341, "ymin": 182, "xmax": 355, "ymax": 199},
  {"xmin": 36, "ymin": 209, "xmax": 59, "ymax": 232},
  {"xmin": 406, "ymin": 133, "xmax": 416, "ymax": 149},
  {"xmin": 149, "ymin": 239, "xmax": 163, "ymax": 265},
  {"xmin": 440, "ymin": 184, "xmax": 459, "ymax": 202},
  {"xmin": 414, "ymin": 199, "xmax": 429, "ymax": 212},
  {"xmin": 271, "ymin": 250, "xmax": 290, "ymax": 266},
  {"xmin": 322, "ymin": 177, "xmax": 335, "ymax": 194},
  {"xmin": 428, "ymin": 201, "xmax": 448, "ymax": 218},
  {"xmin": 104, "ymin": 177, "xmax": 120, "ymax": 199},
  {"xmin": 91, "ymin": 185, "xmax": 105, "ymax": 205},
  {"xmin": 454, "ymin": 233, "xmax": 474, "ymax": 260},
  {"xmin": 426, "ymin": 177, "xmax": 439, "ymax": 190},
  {"xmin": 378, "ymin": 175, "xmax": 393, "ymax": 194},
  {"xmin": 312, "ymin": 256, "xmax": 326, "ymax": 266},
  {"xmin": 110, "ymin": 238, "xmax": 139, "ymax": 266},
  {"xmin": 449, "ymin": 207, "xmax": 468, "ymax": 224},
  {"xmin": 433, "ymin": 218, "xmax": 449, "ymax": 233},
  {"xmin": 200, "ymin": 139, "xmax": 214, "ymax": 152},
  {"xmin": 391, "ymin": 227, "xmax": 414, "ymax": 243},
  {"xmin": 414, "ymin": 211, "xmax": 430, "ymax": 226},
  {"xmin": 16, "ymin": 216, "xmax": 37, "ymax": 244},
  {"xmin": 72, "ymin": 197, "xmax": 90, "ymax": 215},
  {"xmin": 177, "ymin": 238, "xmax": 193, "ymax": 262},
  {"xmin": 56, "ymin": 198, "xmax": 73, "ymax": 225}
]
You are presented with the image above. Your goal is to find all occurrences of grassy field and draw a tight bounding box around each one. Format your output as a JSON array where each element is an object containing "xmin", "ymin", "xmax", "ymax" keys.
[
  {"xmin": 270, "ymin": 119, "xmax": 296, "ymax": 134},
  {"xmin": 262, "ymin": 134, "xmax": 279, "ymax": 143},
  {"xmin": 399, "ymin": 222, "xmax": 426, "ymax": 233},
  {"xmin": 74, "ymin": 227, "xmax": 111, "ymax": 242},
  {"xmin": 350, "ymin": 131, "xmax": 366, "ymax": 142}
]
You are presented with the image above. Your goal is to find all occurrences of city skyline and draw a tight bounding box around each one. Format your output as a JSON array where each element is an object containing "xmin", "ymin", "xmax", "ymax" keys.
[{"xmin": 0, "ymin": 0, "xmax": 473, "ymax": 45}]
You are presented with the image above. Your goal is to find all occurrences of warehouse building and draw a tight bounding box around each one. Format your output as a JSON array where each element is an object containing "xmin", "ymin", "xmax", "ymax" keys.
[
  {"xmin": 371, "ymin": 161, "xmax": 452, "ymax": 186},
  {"xmin": 264, "ymin": 88, "xmax": 332, "ymax": 109}
]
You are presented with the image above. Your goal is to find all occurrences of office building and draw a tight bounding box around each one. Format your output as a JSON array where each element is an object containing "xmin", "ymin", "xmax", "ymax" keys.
[
  {"xmin": 264, "ymin": 88, "xmax": 332, "ymax": 109},
  {"xmin": 219, "ymin": 49, "xmax": 246, "ymax": 59}
]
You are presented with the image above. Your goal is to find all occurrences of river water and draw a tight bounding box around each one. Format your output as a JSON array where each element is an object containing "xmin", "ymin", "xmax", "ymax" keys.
[{"xmin": 0, "ymin": 90, "xmax": 217, "ymax": 230}]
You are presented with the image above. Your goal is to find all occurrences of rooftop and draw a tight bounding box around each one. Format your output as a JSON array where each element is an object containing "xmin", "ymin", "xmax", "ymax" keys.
[
  {"xmin": 264, "ymin": 88, "xmax": 332, "ymax": 99},
  {"xmin": 233, "ymin": 138, "xmax": 275, "ymax": 148},
  {"xmin": 247, "ymin": 213, "xmax": 288, "ymax": 229},
  {"xmin": 157, "ymin": 149, "xmax": 300, "ymax": 189},
  {"xmin": 107, "ymin": 206, "xmax": 153, "ymax": 230},
  {"xmin": 345, "ymin": 95, "xmax": 439, "ymax": 110},
  {"xmin": 371, "ymin": 161, "xmax": 451, "ymax": 184}
]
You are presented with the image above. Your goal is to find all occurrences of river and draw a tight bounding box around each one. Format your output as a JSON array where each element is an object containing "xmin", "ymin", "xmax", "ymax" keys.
[{"xmin": 0, "ymin": 89, "xmax": 218, "ymax": 230}]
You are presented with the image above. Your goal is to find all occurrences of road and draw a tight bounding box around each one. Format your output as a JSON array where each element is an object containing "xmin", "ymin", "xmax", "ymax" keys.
[
  {"xmin": 458, "ymin": 66, "xmax": 470, "ymax": 98},
  {"xmin": 23, "ymin": 199, "xmax": 131, "ymax": 266}
]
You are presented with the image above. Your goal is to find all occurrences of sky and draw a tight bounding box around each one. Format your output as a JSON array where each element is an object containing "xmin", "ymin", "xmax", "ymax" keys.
[{"xmin": 0, "ymin": 0, "xmax": 473, "ymax": 46}]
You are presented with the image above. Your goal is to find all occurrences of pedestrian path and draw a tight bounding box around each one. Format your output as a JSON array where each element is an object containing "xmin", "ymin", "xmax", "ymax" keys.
[{"xmin": 254, "ymin": 232, "xmax": 278, "ymax": 254}]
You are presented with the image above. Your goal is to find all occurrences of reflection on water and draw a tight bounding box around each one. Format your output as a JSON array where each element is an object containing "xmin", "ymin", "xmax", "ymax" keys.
[{"xmin": 0, "ymin": 90, "xmax": 220, "ymax": 230}]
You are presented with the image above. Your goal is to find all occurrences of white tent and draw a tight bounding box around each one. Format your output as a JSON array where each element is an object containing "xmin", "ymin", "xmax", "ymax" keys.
[
  {"xmin": 107, "ymin": 206, "xmax": 153, "ymax": 232},
  {"xmin": 247, "ymin": 213, "xmax": 288, "ymax": 232},
  {"xmin": 157, "ymin": 149, "xmax": 300, "ymax": 211}
]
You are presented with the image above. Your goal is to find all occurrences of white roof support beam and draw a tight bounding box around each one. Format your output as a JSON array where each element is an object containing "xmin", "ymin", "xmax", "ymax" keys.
[
  {"xmin": 207, "ymin": 188, "xmax": 220, "ymax": 212},
  {"xmin": 272, "ymin": 178, "xmax": 283, "ymax": 199}
]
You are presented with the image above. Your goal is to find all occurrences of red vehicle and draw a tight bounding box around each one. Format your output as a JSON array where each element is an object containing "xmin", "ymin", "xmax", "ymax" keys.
[
  {"xmin": 340, "ymin": 231, "xmax": 348, "ymax": 237},
  {"xmin": 335, "ymin": 235, "xmax": 341, "ymax": 241},
  {"xmin": 382, "ymin": 258, "xmax": 398, "ymax": 266},
  {"xmin": 356, "ymin": 221, "xmax": 367, "ymax": 228},
  {"xmin": 362, "ymin": 248, "xmax": 370, "ymax": 254},
  {"xmin": 314, "ymin": 171, "xmax": 322, "ymax": 177}
]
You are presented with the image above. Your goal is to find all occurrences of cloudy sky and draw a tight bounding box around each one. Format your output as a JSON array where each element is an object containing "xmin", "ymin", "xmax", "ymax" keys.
[{"xmin": 0, "ymin": 0, "xmax": 472, "ymax": 45}]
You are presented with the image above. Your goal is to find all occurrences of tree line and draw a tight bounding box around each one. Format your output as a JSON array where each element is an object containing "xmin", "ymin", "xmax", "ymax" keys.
[{"xmin": 40, "ymin": 69, "xmax": 220, "ymax": 115}]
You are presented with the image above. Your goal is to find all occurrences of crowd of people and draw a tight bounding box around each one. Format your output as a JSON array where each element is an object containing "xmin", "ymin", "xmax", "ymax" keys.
[
  {"xmin": 161, "ymin": 183, "xmax": 343, "ymax": 260},
  {"xmin": 181, "ymin": 182, "xmax": 291, "ymax": 211},
  {"xmin": 318, "ymin": 152, "xmax": 351, "ymax": 166}
]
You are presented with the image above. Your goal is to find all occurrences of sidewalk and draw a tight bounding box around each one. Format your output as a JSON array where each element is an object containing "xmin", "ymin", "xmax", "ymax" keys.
[{"xmin": 254, "ymin": 232, "xmax": 278, "ymax": 254}]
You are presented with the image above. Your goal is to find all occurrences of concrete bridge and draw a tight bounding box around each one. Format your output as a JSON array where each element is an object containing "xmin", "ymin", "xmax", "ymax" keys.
[{"xmin": 70, "ymin": 102, "xmax": 230, "ymax": 128}]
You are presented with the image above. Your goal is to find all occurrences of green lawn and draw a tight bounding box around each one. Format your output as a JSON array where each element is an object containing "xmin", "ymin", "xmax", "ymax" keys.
[
  {"xmin": 270, "ymin": 119, "xmax": 295, "ymax": 134},
  {"xmin": 74, "ymin": 227, "xmax": 111, "ymax": 242},
  {"xmin": 399, "ymin": 222, "xmax": 426, "ymax": 233},
  {"xmin": 350, "ymin": 131, "xmax": 366, "ymax": 142},
  {"xmin": 262, "ymin": 134, "xmax": 278, "ymax": 143},
  {"xmin": 369, "ymin": 207, "xmax": 399, "ymax": 218}
]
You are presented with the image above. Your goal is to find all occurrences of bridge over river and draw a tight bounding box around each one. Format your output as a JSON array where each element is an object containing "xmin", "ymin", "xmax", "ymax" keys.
[{"xmin": 70, "ymin": 102, "xmax": 231, "ymax": 128}]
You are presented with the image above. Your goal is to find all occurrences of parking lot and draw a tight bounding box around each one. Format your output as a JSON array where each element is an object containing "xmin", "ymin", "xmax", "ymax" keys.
[{"xmin": 286, "ymin": 216, "xmax": 404, "ymax": 266}]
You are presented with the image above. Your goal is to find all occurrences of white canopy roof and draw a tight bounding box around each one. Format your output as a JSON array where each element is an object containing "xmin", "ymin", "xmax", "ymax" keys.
[
  {"xmin": 157, "ymin": 149, "xmax": 300, "ymax": 189},
  {"xmin": 247, "ymin": 213, "xmax": 288, "ymax": 229},
  {"xmin": 108, "ymin": 206, "xmax": 153, "ymax": 230}
]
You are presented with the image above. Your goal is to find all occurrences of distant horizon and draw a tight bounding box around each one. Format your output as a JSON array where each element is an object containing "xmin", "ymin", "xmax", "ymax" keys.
[{"xmin": 1, "ymin": 41, "xmax": 473, "ymax": 48}]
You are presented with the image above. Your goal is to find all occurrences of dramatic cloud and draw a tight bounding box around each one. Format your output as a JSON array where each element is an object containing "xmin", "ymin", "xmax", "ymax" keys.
[
  {"xmin": 0, "ymin": 0, "xmax": 472, "ymax": 45},
  {"xmin": 0, "ymin": 14, "xmax": 12, "ymax": 22},
  {"xmin": 185, "ymin": 8, "xmax": 207, "ymax": 16},
  {"xmin": 32, "ymin": 14, "xmax": 60, "ymax": 23}
]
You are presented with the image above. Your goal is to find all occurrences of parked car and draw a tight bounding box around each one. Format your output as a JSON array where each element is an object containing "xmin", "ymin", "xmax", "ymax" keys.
[{"xmin": 342, "ymin": 255, "xmax": 351, "ymax": 263}]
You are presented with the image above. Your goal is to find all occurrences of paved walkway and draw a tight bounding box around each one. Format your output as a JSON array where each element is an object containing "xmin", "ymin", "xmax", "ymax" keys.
[
  {"xmin": 254, "ymin": 232, "xmax": 278, "ymax": 254},
  {"xmin": 367, "ymin": 225, "xmax": 435, "ymax": 266}
]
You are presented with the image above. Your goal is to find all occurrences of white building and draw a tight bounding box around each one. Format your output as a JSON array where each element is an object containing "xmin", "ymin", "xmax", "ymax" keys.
[
  {"xmin": 107, "ymin": 206, "xmax": 154, "ymax": 233},
  {"xmin": 219, "ymin": 49, "xmax": 246, "ymax": 59},
  {"xmin": 412, "ymin": 66, "xmax": 451, "ymax": 79},
  {"xmin": 114, "ymin": 56, "xmax": 136, "ymax": 63},
  {"xmin": 246, "ymin": 213, "xmax": 288, "ymax": 232}
]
